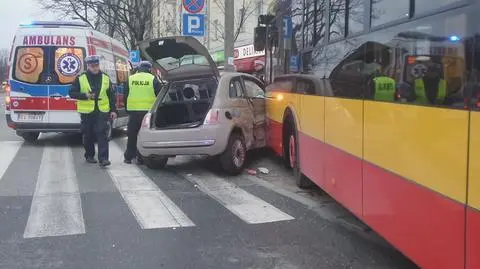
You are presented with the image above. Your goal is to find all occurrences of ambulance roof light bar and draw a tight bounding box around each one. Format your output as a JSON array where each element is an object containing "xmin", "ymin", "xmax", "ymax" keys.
[{"xmin": 19, "ymin": 21, "xmax": 90, "ymax": 28}]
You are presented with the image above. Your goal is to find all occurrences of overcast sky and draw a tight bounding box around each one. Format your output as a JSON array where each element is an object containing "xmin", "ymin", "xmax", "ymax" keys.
[{"xmin": 0, "ymin": 0, "xmax": 58, "ymax": 49}]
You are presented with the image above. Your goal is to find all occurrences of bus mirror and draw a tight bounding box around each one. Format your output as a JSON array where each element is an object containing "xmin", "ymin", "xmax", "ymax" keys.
[{"xmin": 254, "ymin": 26, "xmax": 266, "ymax": 51}]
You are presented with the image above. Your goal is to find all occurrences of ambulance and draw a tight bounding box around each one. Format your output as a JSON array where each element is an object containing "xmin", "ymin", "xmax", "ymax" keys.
[{"xmin": 4, "ymin": 21, "xmax": 131, "ymax": 142}]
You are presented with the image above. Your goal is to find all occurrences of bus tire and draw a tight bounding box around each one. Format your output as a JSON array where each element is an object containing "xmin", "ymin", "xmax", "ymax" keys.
[
  {"xmin": 20, "ymin": 132, "xmax": 40, "ymax": 143},
  {"xmin": 285, "ymin": 117, "xmax": 315, "ymax": 189},
  {"xmin": 283, "ymin": 115, "xmax": 295, "ymax": 169}
]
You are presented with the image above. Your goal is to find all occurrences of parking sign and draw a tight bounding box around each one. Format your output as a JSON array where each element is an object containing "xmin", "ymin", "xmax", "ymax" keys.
[
  {"xmin": 129, "ymin": 50, "xmax": 140, "ymax": 63},
  {"xmin": 182, "ymin": 14, "xmax": 205, "ymax": 36}
]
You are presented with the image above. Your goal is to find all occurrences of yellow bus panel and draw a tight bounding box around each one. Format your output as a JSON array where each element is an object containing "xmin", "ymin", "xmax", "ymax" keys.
[
  {"xmin": 324, "ymin": 97, "xmax": 363, "ymax": 158},
  {"xmin": 299, "ymin": 95, "xmax": 325, "ymax": 141},
  {"xmin": 364, "ymin": 101, "xmax": 468, "ymax": 204},
  {"xmin": 468, "ymin": 112, "xmax": 480, "ymax": 210}
]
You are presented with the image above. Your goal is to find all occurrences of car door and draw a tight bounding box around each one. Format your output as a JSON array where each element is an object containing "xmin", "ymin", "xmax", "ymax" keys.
[
  {"xmin": 227, "ymin": 76, "xmax": 257, "ymax": 148},
  {"xmin": 242, "ymin": 76, "xmax": 266, "ymax": 148}
]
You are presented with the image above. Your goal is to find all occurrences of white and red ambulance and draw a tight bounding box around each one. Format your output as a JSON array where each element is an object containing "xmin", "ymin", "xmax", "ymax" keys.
[{"xmin": 5, "ymin": 21, "xmax": 130, "ymax": 142}]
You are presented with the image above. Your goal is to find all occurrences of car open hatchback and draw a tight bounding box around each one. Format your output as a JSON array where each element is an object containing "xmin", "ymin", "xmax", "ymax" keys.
[{"xmin": 137, "ymin": 36, "xmax": 266, "ymax": 175}]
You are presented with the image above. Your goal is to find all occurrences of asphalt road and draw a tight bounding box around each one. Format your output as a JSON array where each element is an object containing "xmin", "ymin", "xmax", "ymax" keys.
[{"xmin": 0, "ymin": 95, "xmax": 419, "ymax": 269}]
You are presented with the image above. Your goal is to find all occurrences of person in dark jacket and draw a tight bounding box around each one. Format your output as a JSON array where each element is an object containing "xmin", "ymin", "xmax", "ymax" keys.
[
  {"xmin": 69, "ymin": 55, "xmax": 117, "ymax": 167},
  {"xmin": 123, "ymin": 61, "xmax": 162, "ymax": 164}
]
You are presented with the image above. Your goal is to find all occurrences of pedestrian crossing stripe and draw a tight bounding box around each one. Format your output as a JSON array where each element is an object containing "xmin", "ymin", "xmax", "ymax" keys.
[
  {"xmin": 24, "ymin": 146, "xmax": 85, "ymax": 238},
  {"xmin": 183, "ymin": 172, "xmax": 294, "ymax": 224},
  {"xmin": 0, "ymin": 141, "xmax": 22, "ymax": 181},
  {"xmin": 108, "ymin": 143, "xmax": 195, "ymax": 229},
  {"xmin": 0, "ymin": 141, "xmax": 296, "ymax": 239}
]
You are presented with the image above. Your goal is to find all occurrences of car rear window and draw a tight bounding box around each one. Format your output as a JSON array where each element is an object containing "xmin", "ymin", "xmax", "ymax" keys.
[{"xmin": 162, "ymin": 77, "xmax": 217, "ymax": 103}]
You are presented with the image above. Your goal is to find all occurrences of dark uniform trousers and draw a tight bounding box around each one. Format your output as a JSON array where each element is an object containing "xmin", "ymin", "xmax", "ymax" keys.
[
  {"xmin": 81, "ymin": 111, "xmax": 109, "ymax": 161},
  {"xmin": 124, "ymin": 111, "xmax": 146, "ymax": 161}
]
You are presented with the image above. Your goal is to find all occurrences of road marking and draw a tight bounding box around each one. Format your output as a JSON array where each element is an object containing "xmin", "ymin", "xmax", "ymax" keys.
[
  {"xmin": 24, "ymin": 147, "xmax": 85, "ymax": 238},
  {"xmin": 108, "ymin": 143, "xmax": 195, "ymax": 229},
  {"xmin": 183, "ymin": 172, "xmax": 294, "ymax": 224},
  {"xmin": 0, "ymin": 141, "xmax": 22, "ymax": 181}
]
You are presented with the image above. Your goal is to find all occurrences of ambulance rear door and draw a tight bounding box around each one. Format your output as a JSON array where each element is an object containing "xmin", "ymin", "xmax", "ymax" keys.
[
  {"xmin": 10, "ymin": 29, "xmax": 52, "ymax": 129},
  {"xmin": 46, "ymin": 29, "xmax": 86, "ymax": 129}
]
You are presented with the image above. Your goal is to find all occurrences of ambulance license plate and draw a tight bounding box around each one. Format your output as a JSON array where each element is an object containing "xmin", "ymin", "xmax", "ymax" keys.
[{"xmin": 18, "ymin": 113, "xmax": 43, "ymax": 121}]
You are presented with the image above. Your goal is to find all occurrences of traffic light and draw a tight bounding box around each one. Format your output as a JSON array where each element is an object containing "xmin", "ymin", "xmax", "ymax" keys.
[
  {"xmin": 254, "ymin": 27, "xmax": 266, "ymax": 51},
  {"xmin": 258, "ymin": 15, "xmax": 275, "ymax": 26}
]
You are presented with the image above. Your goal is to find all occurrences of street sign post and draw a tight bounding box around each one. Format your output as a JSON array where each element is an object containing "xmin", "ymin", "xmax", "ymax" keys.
[
  {"xmin": 283, "ymin": 16, "xmax": 293, "ymax": 39},
  {"xmin": 129, "ymin": 50, "xmax": 140, "ymax": 64},
  {"xmin": 182, "ymin": 14, "xmax": 205, "ymax": 36},
  {"xmin": 289, "ymin": 55, "xmax": 299, "ymax": 72}
]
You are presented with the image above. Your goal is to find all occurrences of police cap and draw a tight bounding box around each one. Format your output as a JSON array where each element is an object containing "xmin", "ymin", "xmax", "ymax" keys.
[
  {"xmin": 85, "ymin": 55, "xmax": 100, "ymax": 65},
  {"xmin": 139, "ymin": 61, "xmax": 152, "ymax": 69}
]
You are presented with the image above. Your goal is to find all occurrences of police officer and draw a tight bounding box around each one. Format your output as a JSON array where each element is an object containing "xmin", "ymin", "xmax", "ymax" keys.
[
  {"xmin": 414, "ymin": 61, "xmax": 446, "ymax": 105},
  {"xmin": 69, "ymin": 55, "xmax": 117, "ymax": 167},
  {"xmin": 372, "ymin": 73, "xmax": 396, "ymax": 101},
  {"xmin": 123, "ymin": 61, "xmax": 162, "ymax": 164}
]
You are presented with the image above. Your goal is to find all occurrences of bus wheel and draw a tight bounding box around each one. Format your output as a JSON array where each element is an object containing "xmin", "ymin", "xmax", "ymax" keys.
[
  {"xmin": 288, "ymin": 134, "xmax": 296, "ymax": 169},
  {"xmin": 20, "ymin": 132, "xmax": 40, "ymax": 143},
  {"xmin": 288, "ymin": 126, "xmax": 315, "ymax": 189}
]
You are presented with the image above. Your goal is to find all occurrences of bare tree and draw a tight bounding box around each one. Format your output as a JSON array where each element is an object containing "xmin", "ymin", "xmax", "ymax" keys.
[
  {"xmin": 37, "ymin": 0, "xmax": 99, "ymax": 29},
  {"xmin": 37, "ymin": 0, "xmax": 160, "ymax": 49},
  {"xmin": 211, "ymin": 0, "xmax": 257, "ymax": 43},
  {"xmin": 0, "ymin": 49, "xmax": 9, "ymax": 83}
]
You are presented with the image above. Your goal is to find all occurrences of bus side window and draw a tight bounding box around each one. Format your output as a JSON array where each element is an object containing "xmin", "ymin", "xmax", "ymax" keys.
[
  {"xmin": 321, "ymin": 79, "xmax": 334, "ymax": 97},
  {"xmin": 297, "ymin": 79, "xmax": 315, "ymax": 95},
  {"xmin": 272, "ymin": 76, "xmax": 295, "ymax": 93}
]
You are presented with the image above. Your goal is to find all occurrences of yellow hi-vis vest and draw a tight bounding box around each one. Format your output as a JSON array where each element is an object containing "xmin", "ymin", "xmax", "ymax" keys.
[
  {"xmin": 373, "ymin": 76, "xmax": 396, "ymax": 101},
  {"xmin": 414, "ymin": 78, "xmax": 446, "ymax": 105},
  {"xmin": 127, "ymin": 72, "xmax": 156, "ymax": 111},
  {"xmin": 77, "ymin": 73, "xmax": 110, "ymax": 113}
]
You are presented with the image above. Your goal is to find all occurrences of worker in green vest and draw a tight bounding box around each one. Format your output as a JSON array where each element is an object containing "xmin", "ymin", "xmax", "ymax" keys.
[
  {"xmin": 123, "ymin": 61, "xmax": 162, "ymax": 164},
  {"xmin": 413, "ymin": 62, "xmax": 446, "ymax": 105},
  {"xmin": 69, "ymin": 55, "xmax": 117, "ymax": 167},
  {"xmin": 373, "ymin": 75, "xmax": 396, "ymax": 101}
]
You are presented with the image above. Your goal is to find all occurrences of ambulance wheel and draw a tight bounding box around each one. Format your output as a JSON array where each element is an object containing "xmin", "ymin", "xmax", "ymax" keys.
[{"xmin": 20, "ymin": 132, "xmax": 40, "ymax": 143}]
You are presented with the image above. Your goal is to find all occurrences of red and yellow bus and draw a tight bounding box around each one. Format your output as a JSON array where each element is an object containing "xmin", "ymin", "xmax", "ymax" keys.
[{"xmin": 256, "ymin": 0, "xmax": 480, "ymax": 268}]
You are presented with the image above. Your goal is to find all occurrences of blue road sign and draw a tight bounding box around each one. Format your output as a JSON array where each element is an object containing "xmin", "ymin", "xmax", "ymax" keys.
[
  {"xmin": 129, "ymin": 50, "xmax": 140, "ymax": 63},
  {"xmin": 289, "ymin": 55, "xmax": 299, "ymax": 72},
  {"xmin": 283, "ymin": 16, "xmax": 293, "ymax": 39},
  {"xmin": 182, "ymin": 14, "xmax": 205, "ymax": 37},
  {"xmin": 182, "ymin": 0, "xmax": 205, "ymax": 13}
]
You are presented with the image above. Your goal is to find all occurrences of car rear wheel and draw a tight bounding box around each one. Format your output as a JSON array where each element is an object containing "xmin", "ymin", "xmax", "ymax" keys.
[
  {"xmin": 144, "ymin": 156, "xmax": 168, "ymax": 170},
  {"xmin": 220, "ymin": 132, "xmax": 246, "ymax": 175},
  {"xmin": 20, "ymin": 132, "xmax": 40, "ymax": 143}
]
